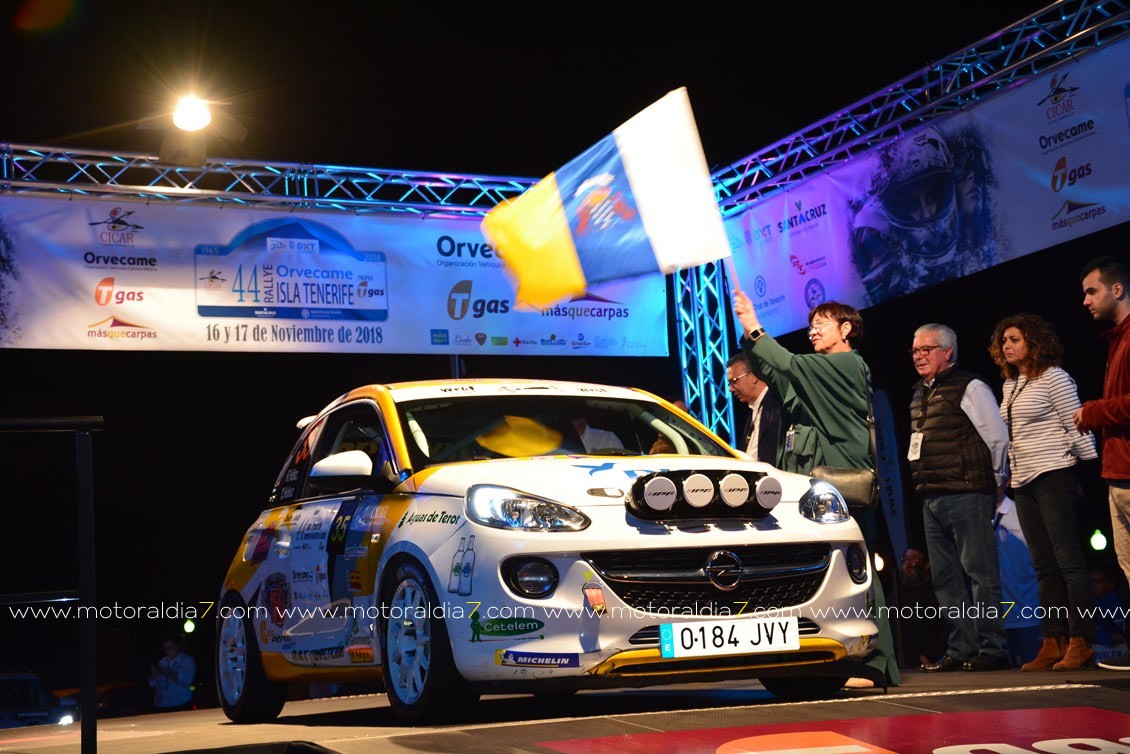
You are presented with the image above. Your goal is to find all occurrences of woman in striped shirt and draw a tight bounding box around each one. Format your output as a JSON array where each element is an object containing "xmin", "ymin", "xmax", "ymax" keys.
[{"xmin": 989, "ymin": 313, "xmax": 1099, "ymax": 671}]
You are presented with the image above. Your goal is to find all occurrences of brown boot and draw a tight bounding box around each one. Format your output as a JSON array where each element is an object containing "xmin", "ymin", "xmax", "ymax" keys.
[
  {"xmin": 1021, "ymin": 637, "xmax": 1065, "ymax": 671},
  {"xmin": 1053, "ymin": 636, "xmax": 1095, "ymax": 671}
]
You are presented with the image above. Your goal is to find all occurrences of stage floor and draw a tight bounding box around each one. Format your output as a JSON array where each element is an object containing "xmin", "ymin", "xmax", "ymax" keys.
[{"xmin": 1, "ymin": 668, "xmax": 1128, "ymax": 754}]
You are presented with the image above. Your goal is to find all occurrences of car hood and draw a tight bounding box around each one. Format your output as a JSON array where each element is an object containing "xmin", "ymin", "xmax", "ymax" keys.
[{"xmin": 406, "ymin": 455, "xmax": 815, "ymax": 506}]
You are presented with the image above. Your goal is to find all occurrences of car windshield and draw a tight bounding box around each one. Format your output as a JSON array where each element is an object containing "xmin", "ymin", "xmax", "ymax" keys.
[{"xmin": 395, "ymin": 394, "xmax": 731, "ymax": 470}]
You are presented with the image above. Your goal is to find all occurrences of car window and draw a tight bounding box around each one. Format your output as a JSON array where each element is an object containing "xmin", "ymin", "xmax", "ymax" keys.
[
  {"xmin": 302, "ymin": 402, "xmax": 394, "ymax": 496},
  {"xmin": 271, "ymin": 416, "xmax": 326, "ymax": 504},
  {"xmin": 396, "ymin": 395, "xmax": 731, "ymax": 470}
]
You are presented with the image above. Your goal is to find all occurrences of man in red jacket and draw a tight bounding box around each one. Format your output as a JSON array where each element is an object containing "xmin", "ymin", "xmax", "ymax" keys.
[{"xmin": 1075, "ymin": 255, "xmax": 1130, "ymax": 671}]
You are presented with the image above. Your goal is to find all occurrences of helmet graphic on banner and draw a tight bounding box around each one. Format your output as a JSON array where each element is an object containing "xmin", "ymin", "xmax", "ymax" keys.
[
  {"xmin": 879, "ymin": 126, "xmax": 958, "ymax": 262},
  {"xmin": 851, "ymin": 195, "xmax": 898, "ymax": 303}
]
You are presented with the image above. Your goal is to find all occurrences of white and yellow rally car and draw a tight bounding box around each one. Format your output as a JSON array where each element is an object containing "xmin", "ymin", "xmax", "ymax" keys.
[{"xmin": 216, "ymin": 379, "xmax": 878, "ymax": 723}]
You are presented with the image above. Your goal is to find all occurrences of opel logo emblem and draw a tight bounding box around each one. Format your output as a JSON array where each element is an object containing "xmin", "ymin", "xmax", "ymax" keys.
[{"xmin": 704, "ymin": 550, "xmax": 742, "ymax": 592}]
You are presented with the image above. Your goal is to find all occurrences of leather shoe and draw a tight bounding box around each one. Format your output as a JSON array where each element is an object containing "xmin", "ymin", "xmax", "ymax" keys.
[
  {"xmin": 963, "ymin": 654, "xmax": 1010, "ymax": 672},
  {"xmin": 921, "ymin": 655, "xmax": 962, "ymax": 672}
]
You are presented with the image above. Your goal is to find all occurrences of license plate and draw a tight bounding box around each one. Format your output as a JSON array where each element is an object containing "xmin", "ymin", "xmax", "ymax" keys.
[{"xmin": 659, "ymin": 616, "xmax": 800, "ymax": 658}]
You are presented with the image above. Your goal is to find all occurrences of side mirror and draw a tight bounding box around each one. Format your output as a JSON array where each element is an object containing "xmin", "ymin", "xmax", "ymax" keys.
[{"xmin": 309, "ymin": 450, "xmax": 395, "ymax": 493}]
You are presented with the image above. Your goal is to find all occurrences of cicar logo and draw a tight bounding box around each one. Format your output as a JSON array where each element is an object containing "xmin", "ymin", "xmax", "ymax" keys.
[
  {"xmin": 94, "ymin": 277, "xmax": 145, "ymax": 306},
  {"xmin": 89, "ymin": 207, "xmax": 144, "ymax": 245},
  {"xmin": 1037, "ymin": 72, "xmax": 1079, "ymax": 122},
  {"xmin": 1050, "ymin": 156, "xmax": 1093, "ymax": 192},
  {"xmin": 446, "ymin": 280, "xmax": 511, "ymax": 320}
]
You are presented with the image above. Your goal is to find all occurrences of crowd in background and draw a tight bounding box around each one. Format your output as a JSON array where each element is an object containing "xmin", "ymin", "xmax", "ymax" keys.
[{"xmin": 728, "ymin": 255, "xmax": 1130, "ymax": 675}]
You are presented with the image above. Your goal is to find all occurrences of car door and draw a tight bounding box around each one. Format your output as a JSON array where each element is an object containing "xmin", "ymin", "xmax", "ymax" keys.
[{"xmin": 285, "ymin": 402, "xmax": 395, "ymax": 667}]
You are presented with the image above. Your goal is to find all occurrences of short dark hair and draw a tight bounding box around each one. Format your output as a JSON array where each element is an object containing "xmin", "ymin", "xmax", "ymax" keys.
[
  {"xmin": 1080, "ymin": 256, "xmax": 1130, "ymax": 287},
  {"xmin": 809, "ymin": 301, "xmax": 865, "ymax": 345},
  {"xmin": 726, "ymin": 353, "xmax": 749, "ymax": 369}
]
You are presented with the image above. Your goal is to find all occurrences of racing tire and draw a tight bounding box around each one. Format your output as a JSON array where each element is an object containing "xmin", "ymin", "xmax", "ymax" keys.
[
  {"xmin": 380, "ymin": 560, "xmax": 477, "ymax": 723},
  {"xmin": 758, "ymin": 675, "xmax": 845, "ymax": 702},
  {"xmin": 216, "ymin": 590, "xmax": 288, "ymax": 723}
]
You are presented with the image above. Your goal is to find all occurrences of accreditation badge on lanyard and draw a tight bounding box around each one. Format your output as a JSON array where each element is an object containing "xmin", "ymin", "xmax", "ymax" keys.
[
  {"xmin": 907, "ymin": 431, "xmax": 923, "ymax": 461},
  {"xmin": 908, "ymin": 384, "xmax": 931, "ymax": 461}
]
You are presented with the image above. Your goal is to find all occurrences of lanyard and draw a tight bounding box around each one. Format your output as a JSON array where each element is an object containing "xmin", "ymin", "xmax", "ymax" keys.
[
  {"xmin": 1005, "ymin": 375, "xmax": 1028, "ymax": 441},
  {"xmin": 915, "ymin": 383, "xmax": 938, "ymax": 431}
]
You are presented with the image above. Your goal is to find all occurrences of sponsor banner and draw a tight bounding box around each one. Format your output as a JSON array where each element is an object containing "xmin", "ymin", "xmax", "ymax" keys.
[
  {"xmin": 0, "ymin": 198, "xmax": 668, "ymax": 355},
  {"xmin": 725, "ymin": 35, "xmax": 1130, "ymax": 334}
]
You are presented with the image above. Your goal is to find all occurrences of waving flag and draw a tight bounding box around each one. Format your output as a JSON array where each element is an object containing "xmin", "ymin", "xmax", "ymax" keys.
[{"xmin": 481, "ymin": 87, "xmax": 731, "ymax": 308}]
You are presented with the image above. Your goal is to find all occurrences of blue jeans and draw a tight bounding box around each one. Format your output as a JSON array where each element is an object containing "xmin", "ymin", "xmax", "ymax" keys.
[
  {"xmin": 923, "ymin": 492, "xmax": 1010, "ymax": 660},
  {"xmin": 1013, "ymin": 468, "xmax": 1096, "ymax": 641}
]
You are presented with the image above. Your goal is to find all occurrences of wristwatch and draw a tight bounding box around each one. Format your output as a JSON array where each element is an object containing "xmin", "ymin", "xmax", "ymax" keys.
[{"xmin": 748, "ymin": 328, "xmax": 766, "ymax": 343}]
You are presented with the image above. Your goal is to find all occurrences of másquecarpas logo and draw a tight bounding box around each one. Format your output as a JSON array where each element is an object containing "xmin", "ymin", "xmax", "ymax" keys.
[{"xmin": 86, "ymin": 315, "xmax": 158, "ymax": 341}]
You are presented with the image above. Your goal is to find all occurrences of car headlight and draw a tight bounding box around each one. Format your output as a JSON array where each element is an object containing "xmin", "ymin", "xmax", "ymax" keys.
[
  {"xmin": 799, "ymin": 481, "xmax": 850, "ymax": 524},
  {"xmin": 466, "ymin": 485, "xmax": 590, "ymax": 531}
]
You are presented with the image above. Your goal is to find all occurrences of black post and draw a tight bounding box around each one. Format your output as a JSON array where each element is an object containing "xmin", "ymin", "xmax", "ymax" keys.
[{"xmin": 76, "ymin": 429, "xmax": 97, "ymax": 754}]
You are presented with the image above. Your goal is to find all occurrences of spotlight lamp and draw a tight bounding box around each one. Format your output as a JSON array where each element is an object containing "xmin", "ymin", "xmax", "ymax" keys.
[{"xmin": 172, "ymin": 95, "xmax": 212, "ymax": 131}]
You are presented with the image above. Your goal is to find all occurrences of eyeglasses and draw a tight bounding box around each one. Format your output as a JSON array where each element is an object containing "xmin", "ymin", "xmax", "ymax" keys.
[
  {"xmin": 908, "ymin": 345, "xmax": 942, "ymax": 357},
  {"xmin": 727, "ymin": 373, "xmax": 751, "ymax": 387},
  {"xmin": 808, "ymin": 321, "xmax": 834, "ymax": 334}
]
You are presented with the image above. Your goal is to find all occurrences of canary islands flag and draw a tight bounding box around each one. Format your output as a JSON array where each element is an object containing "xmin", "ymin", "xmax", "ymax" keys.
[{"xmin": 481, "ymin": 87, "xmax": 731, "ymax": 308}]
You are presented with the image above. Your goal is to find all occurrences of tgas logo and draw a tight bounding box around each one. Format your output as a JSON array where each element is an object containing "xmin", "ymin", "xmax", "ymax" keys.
[
  {"xmin": 1050, "ymin": 156, "xmax": 1093, "ymax": 192},
  {"xmin": 94, "ymin": 277, "xmax": 144, "ymax": 306},
  {"xmin": 446, "ymin": 280, "xmax": 511, "ymax": 320}
]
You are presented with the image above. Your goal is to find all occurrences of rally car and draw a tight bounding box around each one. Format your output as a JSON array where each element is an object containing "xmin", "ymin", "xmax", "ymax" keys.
[{"xmin": 216, "ymin": 379, "xmax": 878, "ymax": 723}]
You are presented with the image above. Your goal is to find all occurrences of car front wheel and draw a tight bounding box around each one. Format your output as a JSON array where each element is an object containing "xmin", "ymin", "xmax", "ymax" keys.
[
  {"xmin": 216, "ymin": 590, "xmax": 288, "ymax": 723},
  {"xmin": 380, "ymin": 560, "xmax": 476, "ymax": 723}
]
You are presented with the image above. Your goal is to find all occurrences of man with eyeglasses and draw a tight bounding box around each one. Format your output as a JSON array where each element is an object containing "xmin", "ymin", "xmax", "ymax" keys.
[
  {"xmin": 725, "ymin": 353, "xmax": 781, "ymax": 463},
  {"xmin": 909, "ymin": 323, "xmax": 1011, "ymax": 673}
]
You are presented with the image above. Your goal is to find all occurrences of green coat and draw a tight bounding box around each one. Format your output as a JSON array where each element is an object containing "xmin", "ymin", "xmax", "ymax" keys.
[
  {"xmin": 741, "ymin": 334, "xmax": 871, "ymax": 474},
  {"xmin": 744, "ymin": 333, "xmax": 899, "ymax": 686}
]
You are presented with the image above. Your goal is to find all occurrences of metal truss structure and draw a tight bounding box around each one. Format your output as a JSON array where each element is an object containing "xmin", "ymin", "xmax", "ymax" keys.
[
  {"xmin": 711, "ymin": 0, "xmax": 1130, "ymax": 217},
  {"xmin": 683, "ymin": 0, "xmax": 1130, "ymax": 439},
  {"xmin": 0, "ymin": 143, "xmax": 536, "ymax": 219},
  {"xmin": 3, "ymin": 1, "xmax": 1128, "ymax": 439}
]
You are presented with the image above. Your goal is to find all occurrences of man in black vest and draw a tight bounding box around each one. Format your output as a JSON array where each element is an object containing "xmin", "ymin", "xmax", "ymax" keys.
[
  {"xmin": 909, "ymin": 323, "xmax": 1012, "ymax": 672},
  {"xmin": 726, "ymin": 353, "xmax": 782, "ymax": 463}
]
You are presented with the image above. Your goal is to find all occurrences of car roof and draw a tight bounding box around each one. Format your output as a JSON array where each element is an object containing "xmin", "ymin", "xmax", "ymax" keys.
[
  {"xmin": 384, "ymin": 378, "xmax": 651, "ymax": 402},
  {"xmin": 300, "ymin": 378, "xmax": 664, "ymax": 428}
]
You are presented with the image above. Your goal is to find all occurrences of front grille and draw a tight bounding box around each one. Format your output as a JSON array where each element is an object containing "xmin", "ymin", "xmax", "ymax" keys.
[
  {"xmin": 628, "ymin": 617, "xmax": 820, "ymax": 645},
  {"xmin": 583, "ymin": 543, "xmax": 830, "ymax": 615},
  {"xmin": 613, "ymin": 650, "xmax": 838, "ymax": 675}
]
